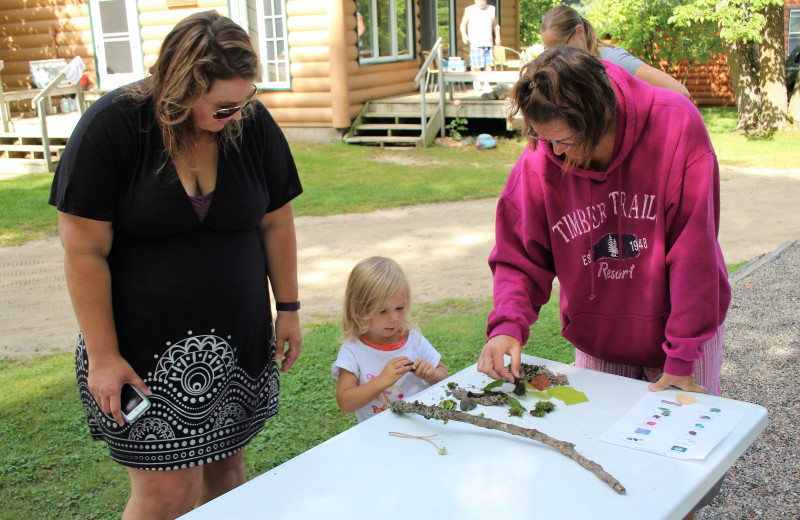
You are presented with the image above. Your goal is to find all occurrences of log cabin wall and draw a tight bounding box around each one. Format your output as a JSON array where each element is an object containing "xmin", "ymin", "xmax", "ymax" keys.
[
  {"xmin": 674, "ymin": 56, "xmax": 736, "ymax": 107},
  {"xmin": 137, "ymin": 2, "xmax": 228, "ymax": 73},
  {"xmin": 0, "ymin": 0, "xmax": 96, "ymax": 112},
  {"xmin": 0, "ymin": 0, "xmax": 418, "ymax": 130},
  {"xmin": 263, "ymin": 0, "xmax": 419, "ymax": 129}
]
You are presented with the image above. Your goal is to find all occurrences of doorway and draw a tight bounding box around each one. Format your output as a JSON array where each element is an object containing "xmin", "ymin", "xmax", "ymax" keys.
[
  {"xmin": 89, "ymin": 0, "xmax": 145, "ymax": 89},
  {"xmin": 420, "ymin": 0, "xmax": 454, "ymax": 56}
]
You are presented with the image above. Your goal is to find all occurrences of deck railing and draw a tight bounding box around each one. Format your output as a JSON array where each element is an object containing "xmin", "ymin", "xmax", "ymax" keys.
[
  {"xmin": 414, "ymin": 38, "xmax": 446, "ymax": 146},
  {"xmin": 31, "ymin": 62, "xmax": 86, "ymax": 172}
]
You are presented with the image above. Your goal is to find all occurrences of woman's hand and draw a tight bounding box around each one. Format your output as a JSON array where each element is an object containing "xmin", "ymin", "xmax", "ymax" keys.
[
  {"xmin": 478, "ymin": 334, "xmax": 521, "ymax": 383},
  {"xmin": 88, "ymin": 352, "xmax": 150, "ymax": 426},
  {"xmin": 259, "ymin": 203, "xmax": 302, "ymax": 372},
  {"xmin": 59, "ymin": 211, "xmax": 148, "ymax": 426},
  {"xmin": 274, "ymin": 310, "xmax": 302, "ymax": 372},
  {"xmin": 648, "ymin": 372, "xmax": 708, "ymax": 394}
]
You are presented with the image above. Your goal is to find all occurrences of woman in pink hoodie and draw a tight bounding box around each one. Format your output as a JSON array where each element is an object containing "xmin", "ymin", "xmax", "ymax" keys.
[{"xmin": 478, "ymin": 46, "xmax": 730, "ymax": 398}]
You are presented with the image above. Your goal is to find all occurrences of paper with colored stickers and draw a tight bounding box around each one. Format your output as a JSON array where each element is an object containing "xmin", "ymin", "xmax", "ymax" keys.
[{"xmin": 599, "ymin": 393, "xmax": 744, "ymax": 460}]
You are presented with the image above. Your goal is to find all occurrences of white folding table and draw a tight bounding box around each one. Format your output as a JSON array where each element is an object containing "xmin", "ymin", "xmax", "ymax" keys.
[{"xmin": 180, "ymin": 354, "xmax": 768, "ymax": 520}]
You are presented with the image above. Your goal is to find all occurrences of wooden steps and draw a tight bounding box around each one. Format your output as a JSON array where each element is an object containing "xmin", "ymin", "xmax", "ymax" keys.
[
  {"xmin": 0, "ymin": 133, "xmax": 67, "ymax": 174},
  {"xmin": 344, "ymin": 101, "xmax": 430, "ymax": 147}
]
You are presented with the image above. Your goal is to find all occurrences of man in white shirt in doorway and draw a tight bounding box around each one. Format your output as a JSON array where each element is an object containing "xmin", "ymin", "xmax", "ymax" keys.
[{"xmin": 460, "ymin": 0, "xmax": 501, "ymax": 92}]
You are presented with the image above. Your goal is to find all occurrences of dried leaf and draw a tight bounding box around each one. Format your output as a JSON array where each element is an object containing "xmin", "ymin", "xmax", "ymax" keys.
[{"xmin": 530, "ymin": 375, "xmax": 552, "ymax": 391}]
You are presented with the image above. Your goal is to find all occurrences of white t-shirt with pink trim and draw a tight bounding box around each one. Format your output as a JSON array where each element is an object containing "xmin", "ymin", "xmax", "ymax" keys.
[{"xmin": 331, "ymin": 329, "xmax": 442, "ymax": 422}]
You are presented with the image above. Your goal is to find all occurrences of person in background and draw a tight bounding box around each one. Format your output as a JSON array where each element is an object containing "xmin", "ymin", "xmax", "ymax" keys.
[
  {"xmin": 356, "ymin": 11, "xmax": 366, "ymax": 50},
  {"xmin": 49, "ymin": 10, "xmax": 302, "ymax": 519},
  {"xmin": 540, "ymin": 5, "xmax": 691, "ymax": 98},
  {"xmin": 460, "ymin": 0, "xmax": 502, "ymax": 92},
  {"xmin": 332, "ymin": 257, "xmax": 448, "ymax": 422},
  {"xmin": 478, "ymin": 46, "xmax": 728, "ymax": 518}
]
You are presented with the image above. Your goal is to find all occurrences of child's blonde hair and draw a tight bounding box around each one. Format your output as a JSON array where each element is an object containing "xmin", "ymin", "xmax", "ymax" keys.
[{"xmin": 342, "ymin": 257, "xmax": 415, "ymax": 341}]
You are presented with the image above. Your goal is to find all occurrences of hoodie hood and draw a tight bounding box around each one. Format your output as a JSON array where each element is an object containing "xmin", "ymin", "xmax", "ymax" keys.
[{"xmin": 541, "ymin": 60, "xmax": 655, "ymax": 183}]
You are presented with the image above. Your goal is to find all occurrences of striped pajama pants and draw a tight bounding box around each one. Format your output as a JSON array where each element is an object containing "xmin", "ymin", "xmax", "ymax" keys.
[{"xmin": 574, "ymin": 323, "xmax": 725, "ymax": 396}]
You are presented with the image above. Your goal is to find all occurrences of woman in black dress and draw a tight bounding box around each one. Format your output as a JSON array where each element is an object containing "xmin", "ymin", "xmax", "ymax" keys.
[{"xmin": 49, "ymin": 11, "xmax": 302, "ymax": 518}]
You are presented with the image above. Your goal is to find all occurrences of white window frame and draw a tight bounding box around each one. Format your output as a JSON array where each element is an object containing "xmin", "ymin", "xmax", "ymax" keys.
[
  {"xmin": 88, "ymin": 0, "xmax": 145, "ymax": 90},
  {"xmin": 359, "ymin": 0, "xmax": 415, "ymax": 65},
  {"xmin": 229, "ymin": 0, "xmax": 291, "ymax": 90},
  {"xmin": 790, "ymin": 9, "xmax": 800, "ymax": 55}
]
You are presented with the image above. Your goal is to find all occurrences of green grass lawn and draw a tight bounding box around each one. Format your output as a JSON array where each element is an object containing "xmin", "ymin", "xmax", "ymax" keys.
[
  {"xmin": 0, "ymin": 140, "xmax": 524, "ymax": 246},
  {"xmin": 0, "ymin": 294, "xmax": 573, "ymax": 520},
  {"xmin": 2, "ymin": 106, "xmax": 799, "ymax": 246},
  {"xmin": 0, "ymin": 105, "xmax": 788, "ymax": 518},
  {"xmin": 698, "ymin": 107, "xmax": 800, "ymax": 170}
]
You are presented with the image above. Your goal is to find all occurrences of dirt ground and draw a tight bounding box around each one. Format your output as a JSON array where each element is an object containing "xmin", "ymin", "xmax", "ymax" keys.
[{"xmin": 2, "ymin": 165, "xmax": 799, "ymax": 359}]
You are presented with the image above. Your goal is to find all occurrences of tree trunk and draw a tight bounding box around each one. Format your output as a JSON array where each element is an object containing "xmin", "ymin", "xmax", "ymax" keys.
[
  {"xmin": 789, "ymin": 78, "xmax": 800, "ymax": 128},
  {"xmin": 756, "ymin": 2, "xmax": 789, "ymax": 132},
  {"xmin": 725, "ymin": 39, "xmax": 762, "ymax": 133}
]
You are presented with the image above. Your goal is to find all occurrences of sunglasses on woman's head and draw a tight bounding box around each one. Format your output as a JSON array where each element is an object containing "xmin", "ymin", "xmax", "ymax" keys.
[{"xmin": 201, "ymin": 85, "xmax": 258, "ymax": 119}]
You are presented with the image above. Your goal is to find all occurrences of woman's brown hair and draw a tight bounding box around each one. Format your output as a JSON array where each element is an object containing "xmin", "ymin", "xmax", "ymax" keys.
[
  {"xmin": 509, "ymin": 46, "xmax": 616, "ymax": 171},
  {"xmin": 124, "ymin": 10, "xmax": 259, "ymax": 164}
]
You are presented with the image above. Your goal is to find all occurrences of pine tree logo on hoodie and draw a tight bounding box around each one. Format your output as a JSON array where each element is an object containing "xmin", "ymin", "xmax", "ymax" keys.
[{"xmin": 593, "ymin": 233, "xmax": 640, "ymax": 261}]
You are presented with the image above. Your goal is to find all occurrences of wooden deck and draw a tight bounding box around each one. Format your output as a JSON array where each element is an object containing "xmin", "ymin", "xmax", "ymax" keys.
[
  {"xmin": 0, "ymin": 111, "xmax": 81, "ymax": 175},
  {"xmin": 374, "ymin": 87, "xmax": 522, "ymax": 129},
  {"xmin": 3, "ymin": 110, "xmax": 82, "ymax": 138}
]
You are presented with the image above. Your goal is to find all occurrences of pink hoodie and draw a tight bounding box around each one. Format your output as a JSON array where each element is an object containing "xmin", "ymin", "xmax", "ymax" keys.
[{"xmin": 487, "ymin": 61, "xmax": 731, "ymax": 377}]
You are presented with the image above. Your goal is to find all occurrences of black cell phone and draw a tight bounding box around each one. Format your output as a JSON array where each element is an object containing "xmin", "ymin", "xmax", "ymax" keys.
[{"xmin": 121, "ymin": 383, "xmax": 150, "ymax": 423}]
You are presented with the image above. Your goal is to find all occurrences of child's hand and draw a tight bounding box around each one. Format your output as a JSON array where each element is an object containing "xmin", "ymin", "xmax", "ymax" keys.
[
  {"xmin": 411, "ymin": 360, "xmax": 435, "ymax": 382},
  {"xmin": 378, "ymin": 356, "xmax": 414, "ymax": 386}
]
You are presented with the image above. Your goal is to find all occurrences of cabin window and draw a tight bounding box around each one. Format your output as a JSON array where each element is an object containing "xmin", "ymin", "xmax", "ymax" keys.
[
  {"xmin": 231, "ymin": 0, "xmax": 291, "ymax": 88},
  {"xmin": 357, "ymin": 0, "xmax": 415, "ymax": 63},
  {"xmin": 790, "ymin": 9, "xmax": 800, "ymax": 56},
  {"xmin": 255, "ymin": 0, "xmax": 290, "ymax": 88}
]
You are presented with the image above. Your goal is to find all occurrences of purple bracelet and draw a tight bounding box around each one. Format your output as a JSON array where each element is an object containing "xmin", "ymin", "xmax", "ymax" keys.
[{"xmin": 275, "ymin": 301, "xmax": 301, "ymax": 312}]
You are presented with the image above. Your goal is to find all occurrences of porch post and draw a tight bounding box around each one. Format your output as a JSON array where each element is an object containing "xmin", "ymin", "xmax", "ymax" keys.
[
  {"xmin": 329, "ymin": 0, "xmax": 352, "ymax": 129},
  {"xmin": 0, "ymin": 60, "xmax": 8, "ymax": 133}
]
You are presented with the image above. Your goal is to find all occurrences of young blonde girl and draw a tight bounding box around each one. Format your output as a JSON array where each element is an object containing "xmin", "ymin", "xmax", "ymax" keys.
[{"xmin": 332, "ymin": 257, "xmax": 448, "ymax": 422}]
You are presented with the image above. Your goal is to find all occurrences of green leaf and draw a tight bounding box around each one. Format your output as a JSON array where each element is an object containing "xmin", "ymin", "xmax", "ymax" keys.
[
  {"xmin": 482, "ymin": 380, "xmax": 504, "ymax": 392},
  {"xmin": 544, "ymin": 386, "xmax": 589, "ymax": 405},
  {"xmin": 526, "ymin": 390, "xmax": 552, "ymax": 400}
]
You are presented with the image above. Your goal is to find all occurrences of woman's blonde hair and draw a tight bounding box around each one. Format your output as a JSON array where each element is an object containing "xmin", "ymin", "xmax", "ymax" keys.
[
  {"xmin": 342, "ymin": 257, "xmax": 416, "ymax": 341},
  {"xmin": 123, "ymin": 10, "xmax": 259, "ymax": 166},
  {"xmin": 540, "ymin": 5, "xmax": 606, "ymax": 56}
]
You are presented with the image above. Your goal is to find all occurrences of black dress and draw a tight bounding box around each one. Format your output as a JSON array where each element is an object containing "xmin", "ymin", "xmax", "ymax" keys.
[{"xmin": 49, "ymin": 89, "xmax": 302, "ymax": 470}]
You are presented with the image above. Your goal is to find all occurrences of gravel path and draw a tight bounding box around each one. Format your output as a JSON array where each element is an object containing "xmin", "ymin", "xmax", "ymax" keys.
[
  {"xmin": 1, "ymin": 168, "xmax": 798, "ymax": 518},
  {"xmin": 697, "ymin": 240, "xmax": 800, "ymax": 519}
]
